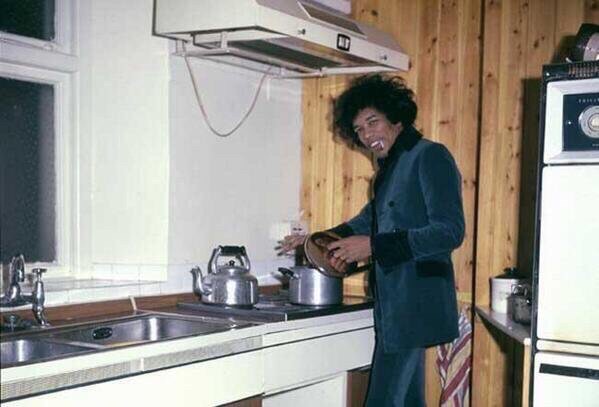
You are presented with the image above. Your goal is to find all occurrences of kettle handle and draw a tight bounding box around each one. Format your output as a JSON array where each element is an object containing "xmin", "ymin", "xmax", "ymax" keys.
[
  {"xmin": 208, "ymin": 247, "xmax": 220, "ymax": 274},
  {"xmin": 277, "ymin": 267, "xmax": 298, "ymax": 279},
  {"xmin": 209, "ymin": 246, "xmax": 251, "ymax": 274},
  {"xmin": 220, "ymin": 246, "xmax": 246, "ymax": 256}
]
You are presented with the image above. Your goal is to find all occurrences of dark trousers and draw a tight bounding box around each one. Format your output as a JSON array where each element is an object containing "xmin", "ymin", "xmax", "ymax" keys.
[{"xmin": 364, "ymin": 342, "xmax": 426, "ymax": 407}]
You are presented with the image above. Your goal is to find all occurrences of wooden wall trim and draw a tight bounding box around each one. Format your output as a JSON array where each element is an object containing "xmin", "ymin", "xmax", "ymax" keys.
[{"xmin": 473, "ymin": 0, "xmax": 595, "ymax": 405}]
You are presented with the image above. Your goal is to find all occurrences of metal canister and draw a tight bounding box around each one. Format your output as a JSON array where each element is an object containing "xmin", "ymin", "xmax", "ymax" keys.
[{"xmin": 508, "ymin": 283, "xmax": 532, "ymax": 324}]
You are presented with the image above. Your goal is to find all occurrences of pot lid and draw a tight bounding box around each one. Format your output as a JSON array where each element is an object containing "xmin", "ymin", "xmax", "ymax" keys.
[
  {"xmin": 303, "ymin": 231, "xmax": 356, "ymax": 278},
  {"xmin": 219, "ymin": 260, "xmax": 249, "ymax": 275}
]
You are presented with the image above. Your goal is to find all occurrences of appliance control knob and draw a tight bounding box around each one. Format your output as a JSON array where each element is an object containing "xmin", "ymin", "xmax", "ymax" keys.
[{"xmin": 579, "ymin": 105, "xmax": 599, "ymax": 139}]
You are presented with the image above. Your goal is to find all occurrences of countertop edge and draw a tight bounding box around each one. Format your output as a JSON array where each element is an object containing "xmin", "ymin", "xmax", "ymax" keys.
[{"xmin": 475, "ymin": 305, "xmax": 531, "ymax": 345}]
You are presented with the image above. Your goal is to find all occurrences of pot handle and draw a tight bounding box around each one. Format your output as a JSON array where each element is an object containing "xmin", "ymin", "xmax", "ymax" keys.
[
  {"xmin": 344, "ymin": 263, "xmax": 371, "ymax": 277},
  {"xmin": 277, "ymin": 267, "xmax": 299, "ymax": 279}
]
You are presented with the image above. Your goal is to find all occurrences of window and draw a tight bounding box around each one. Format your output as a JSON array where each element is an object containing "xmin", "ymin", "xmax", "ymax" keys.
[
  {"xmin": 0, "ymin": 77, "xmax": 56, "ymax": 264},
  {"xmin": 1, "ymin": 0, "xmax": 78, "ymax": 275},
  {"xmin": 0, "ymin": 0, "xmax": 56, "ymax": 42}
]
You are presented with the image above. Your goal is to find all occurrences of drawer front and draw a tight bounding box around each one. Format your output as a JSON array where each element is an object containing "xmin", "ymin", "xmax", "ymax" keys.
[
  {"xmin": 264, "ymin": 327, "xmax": 374, "ymax": 393},
  {"xmin": 533, "ymin": 351, "xmax": 599, "ymax": 407}
]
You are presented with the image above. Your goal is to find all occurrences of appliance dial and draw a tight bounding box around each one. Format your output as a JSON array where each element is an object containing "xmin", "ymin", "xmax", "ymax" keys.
[{"xmin": 579, "ymin": 105, "xmax": 599, "ymax": 139}]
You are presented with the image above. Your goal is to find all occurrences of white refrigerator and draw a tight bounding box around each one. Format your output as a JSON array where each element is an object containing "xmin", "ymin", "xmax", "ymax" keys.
[
  {"xmin": 531, "ymin": 61, "xmax": 599, "ymax": 406},
  {"xmin": 531, "ymin": 61, "xmax": 599, "ymax": 407}
]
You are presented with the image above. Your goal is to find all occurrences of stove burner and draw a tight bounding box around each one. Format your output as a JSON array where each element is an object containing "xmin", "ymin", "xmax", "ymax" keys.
[
  {"xmin": 178, "ymin": 292, "xmax": 373, "ymax": 323},
  {"xmin": 258, "ymin": 292, "xmax": 290, "ymax": 306}
]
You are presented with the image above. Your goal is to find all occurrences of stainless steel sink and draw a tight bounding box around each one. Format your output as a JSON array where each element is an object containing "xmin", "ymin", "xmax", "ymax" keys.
[
  {"xmin": 1, "ymin": 338, "xmax": 93, "ymax": 366},
  {"xmin": 47, "ymin": 314, "xmax": 244, "ymax": 347},
  {"xmin": 1, "ymin": 313, "xmax": 251, "ymax": 367}
]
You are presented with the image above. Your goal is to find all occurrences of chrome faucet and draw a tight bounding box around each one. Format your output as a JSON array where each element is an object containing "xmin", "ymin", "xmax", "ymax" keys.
[{"xmin": 1, "ymin": 254, "xmax": 50, "ymax": 327}]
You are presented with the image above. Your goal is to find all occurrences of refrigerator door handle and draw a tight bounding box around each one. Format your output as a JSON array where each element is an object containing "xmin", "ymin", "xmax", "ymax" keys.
[{"xmin": 539, "ymin": 363, "xmax": 599, "ymax": 380}]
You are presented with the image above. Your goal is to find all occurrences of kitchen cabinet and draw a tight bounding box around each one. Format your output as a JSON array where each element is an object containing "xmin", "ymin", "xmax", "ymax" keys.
[
  {"xmin": 2, "ymin": 304, "xmax": 374, "ymax": 406},
  {"xmin": 2, "ymin": 316, "xmax": 374, "ymax": 406},
  {"xmin": 3, "ymin": 351, "xmax": 263, "ymax": 407},
  {"xmin": 262, "ymin": 367, "xmax": 371, "ymax": 407},
  {"xmin": 262, "ymin": 326, "xmax": 374, "ymax": 406},
  {"xmin": 263, "ymin": 328, "xmax": 372, "ymax": 392},
  {"xmin": 4, "ymin": 331, "xmax": 373, "ymax": 407}
]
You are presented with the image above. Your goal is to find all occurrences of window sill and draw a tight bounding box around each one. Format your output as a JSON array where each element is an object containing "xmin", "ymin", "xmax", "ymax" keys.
[
  {"xmin": 0, "ymin": 278, "xmax": 171, "ymax": 311},
  {"xmin": 35, "ymin": 277, "xmax": 159, "ymax": 292}
]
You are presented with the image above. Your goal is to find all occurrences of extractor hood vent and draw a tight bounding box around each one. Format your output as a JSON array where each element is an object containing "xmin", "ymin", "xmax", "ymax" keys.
[{"xmin": 153, "ymin": 0, "xmax": 410, "ymax": 78}]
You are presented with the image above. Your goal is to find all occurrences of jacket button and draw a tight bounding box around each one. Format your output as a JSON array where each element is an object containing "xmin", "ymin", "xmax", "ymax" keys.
[{"xmin": 388, "ymin": 201, "xmax": 395, "ymax": 207}]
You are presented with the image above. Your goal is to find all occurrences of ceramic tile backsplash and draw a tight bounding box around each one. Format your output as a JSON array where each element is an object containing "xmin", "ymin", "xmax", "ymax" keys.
[
  {"xmin": 68, "ymin": 288, "xmax": 106, "ymax": 303},
  {"xmin": 140, "ymin": 264, "xmax": 167, "ymax": 281},
  {"xmin": 0, "ymin": 258, "xmax": 294, "ymax": 312},
  {"xmin": 92, "ymin": 263, "xmax": 114, "ymax": 280},
  {"xmin": 255, "ymin": 257, "xmax": 295, "ymax": 286},
  {"xmin": 138, "ymin": 282, "xmax": 162, "ymax": 297},
  {"xmin": 160, "ymin": 263, "xmax": 193, "ymax": 294},
  {"xmin": 112, "ymin": 264, "xmax": 140, "ymax": 281},
  {"xmin": 45, "ymin": 290, "xmax": 70, "ymax": 307}
]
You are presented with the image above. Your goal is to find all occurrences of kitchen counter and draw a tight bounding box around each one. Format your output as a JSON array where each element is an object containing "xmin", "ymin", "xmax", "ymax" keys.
[
  {"xmin": 475, "ymin": 305, "xmax": 531, "ymax": 345},
  {"xmin": 1, "ymin": 298, "xmax": 374, "ymax": 405},
  {"xmin": 475, "ymin": 306, "xmax": 533, "ymax": 407}
]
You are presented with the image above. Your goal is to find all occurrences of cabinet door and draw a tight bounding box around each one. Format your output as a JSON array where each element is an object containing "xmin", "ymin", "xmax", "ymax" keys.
[{"xmin": 347, "ymin": 367, "xmax": 371, "ymax": 407}]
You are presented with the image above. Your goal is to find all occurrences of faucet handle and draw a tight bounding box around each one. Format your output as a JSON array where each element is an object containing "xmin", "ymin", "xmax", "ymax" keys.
[
  {"xmin": 31, "ymin": 268, "xmax": 47, "ymax": 281},
  {"xmin": 9, "ymin": 254, "xmax": 26, "ymax": 282},
  {"xmin": 30, "ymin": 268, "xmax": 50, "ymax": 327}
]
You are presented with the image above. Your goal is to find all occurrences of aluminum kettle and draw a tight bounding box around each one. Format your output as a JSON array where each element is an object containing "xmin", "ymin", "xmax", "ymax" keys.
[{"xmin": 191, "ymin": 245, "xmax": 258, "ymax": 306}]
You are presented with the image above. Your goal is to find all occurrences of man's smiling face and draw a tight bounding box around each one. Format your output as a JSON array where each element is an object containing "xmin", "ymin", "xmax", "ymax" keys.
[{"xmin": 352, "ymin": 107, "xmax": 403, "ymax": 158}]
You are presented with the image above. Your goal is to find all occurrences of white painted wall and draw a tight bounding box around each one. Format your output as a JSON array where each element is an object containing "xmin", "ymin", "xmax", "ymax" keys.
[
  {"xmin": 87, "ymin": 0, "xmax": 170, "ymax": 271},
  {"xmin": 83, "ymin": 0, "xmax": 302, "ymax": 284},
  {"xmin": 167, "ymin": 58, "xmax": 302, "ymax": 268}
]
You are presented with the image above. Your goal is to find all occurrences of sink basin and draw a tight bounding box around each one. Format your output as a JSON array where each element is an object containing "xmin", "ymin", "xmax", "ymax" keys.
[
  {"xmin": 0, "ymin": 313, "xmax": 251, "ymax": 367},
  {"xmin": 48, "ymin": 314, "xmax": 242, "ymax": 347},
  {"xmin": 1, "ymin": 339, "xmax": 93, "ymax": 366}
]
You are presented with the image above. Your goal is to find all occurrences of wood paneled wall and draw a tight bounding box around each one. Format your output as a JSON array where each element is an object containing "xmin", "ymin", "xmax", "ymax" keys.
[
  {"xmin": 301, "ymin": 0, "xmax": 597, "ymax": 405},
  {"xmin": 474, "ymin": 1, "xmax": 597, "ymax": 406},
  {"xmin": 302, "ymin": 0, "xmax": 482, "ymax": 300},
  {"xmin": 302, "ymin": 1, "xmax": 481, "ymax": 405}
]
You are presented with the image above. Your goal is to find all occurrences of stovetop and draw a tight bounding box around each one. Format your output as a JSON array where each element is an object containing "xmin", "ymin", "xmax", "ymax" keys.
[{"xmin": 177, "ymin": 291, "xmax": 373, "ymax": 323}]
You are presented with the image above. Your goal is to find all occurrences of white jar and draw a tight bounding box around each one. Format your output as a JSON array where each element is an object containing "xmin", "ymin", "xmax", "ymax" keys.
[{"xmin": 490, "ymin": 277, "xmax": 524, "ymax": 313}]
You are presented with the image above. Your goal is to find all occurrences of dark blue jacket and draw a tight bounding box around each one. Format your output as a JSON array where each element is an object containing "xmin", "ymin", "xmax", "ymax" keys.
[{"xmin": 332, "ymin": 126, "xmax": 464, "ymax": 352}]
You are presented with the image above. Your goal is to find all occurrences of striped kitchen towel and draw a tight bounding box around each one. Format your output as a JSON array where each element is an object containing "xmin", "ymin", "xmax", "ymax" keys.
[{"xmin": 436, "ymin": 307, "xmax": 473, "ymax": 407}]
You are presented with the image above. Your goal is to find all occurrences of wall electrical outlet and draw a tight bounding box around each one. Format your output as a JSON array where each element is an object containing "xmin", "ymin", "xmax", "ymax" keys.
[
  {"xmin": 269, "ymin": 221, "xmax": 308, "ymax": 240},
  {"xmin": 290, "ymin": 220, "xmax": 308, "ymax": 235}
]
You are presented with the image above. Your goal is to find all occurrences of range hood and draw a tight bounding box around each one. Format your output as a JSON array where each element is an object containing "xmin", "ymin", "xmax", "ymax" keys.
[{"xmin": 153, "ymin": 0, "xmax": 410, "ymax": 78}]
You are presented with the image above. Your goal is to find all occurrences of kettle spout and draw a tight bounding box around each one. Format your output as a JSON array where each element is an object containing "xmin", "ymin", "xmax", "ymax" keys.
[{"xmin": 190, "ymin": 266, "xmax": 211, "ymax": 297}]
